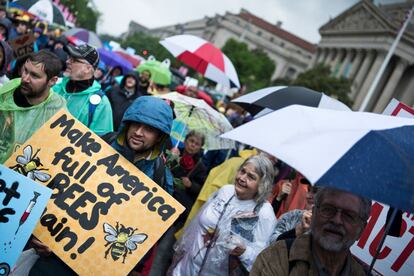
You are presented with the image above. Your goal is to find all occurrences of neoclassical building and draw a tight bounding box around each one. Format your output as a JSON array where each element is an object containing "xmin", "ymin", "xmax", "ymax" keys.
[
  {"xmin": 314, "ymin": 0, "xmax": 414, "ymax": 111},
  {"xmin": 125, "ymin": 9, "xmax": 316, "ymax": 80}
]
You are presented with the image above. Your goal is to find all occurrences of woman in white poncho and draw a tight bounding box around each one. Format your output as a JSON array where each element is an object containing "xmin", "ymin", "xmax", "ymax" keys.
[{"xmin": 168, "ymin": 154, "xmax": 277, "ymax": 275}]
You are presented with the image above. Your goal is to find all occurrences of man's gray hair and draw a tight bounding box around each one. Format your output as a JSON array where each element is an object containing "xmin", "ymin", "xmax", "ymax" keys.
[
  {"xmin": 315, "ymin": 186, "xmax": 372, "ymax": 222},
  {"xmin": 238, "ymin": 154, "xmax": 275, "ymax": 203}
]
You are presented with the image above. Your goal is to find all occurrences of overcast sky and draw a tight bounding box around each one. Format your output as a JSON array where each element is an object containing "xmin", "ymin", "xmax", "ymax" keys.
[{"xmin": 95, "ymin": 0, "xmax": 399, "ymax": 44}]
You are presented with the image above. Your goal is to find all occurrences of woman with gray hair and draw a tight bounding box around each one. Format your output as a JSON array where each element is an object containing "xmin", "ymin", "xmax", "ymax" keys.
[{"xmin": 168, "ymin": 154, "xmax": 277, "ymax": 276}]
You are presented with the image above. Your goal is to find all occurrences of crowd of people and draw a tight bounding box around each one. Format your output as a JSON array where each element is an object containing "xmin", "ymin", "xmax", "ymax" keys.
[{"xmin": 0, "ymin": 5, "xmax": 376, "ymax": 276}]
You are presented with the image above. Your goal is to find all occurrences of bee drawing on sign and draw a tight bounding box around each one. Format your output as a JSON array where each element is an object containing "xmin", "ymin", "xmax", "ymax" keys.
[
  {"xmin": 9, "ymin": 145, "xmax": 51, "ymax": 182},
  {"xmin": 103, "ymin": 222, "xmax": 148, "ymax": 263}
]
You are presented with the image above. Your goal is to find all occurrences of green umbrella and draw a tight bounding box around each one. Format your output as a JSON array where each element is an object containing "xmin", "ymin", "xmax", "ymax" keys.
[{"xmin": 136, "ymin": 57, "xmax": 172, "ymax": 86}]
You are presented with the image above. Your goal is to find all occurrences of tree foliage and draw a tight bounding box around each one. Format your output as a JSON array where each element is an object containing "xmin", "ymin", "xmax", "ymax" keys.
[
  {"xmin": 273, "ymin": 63, "xmax": 353, "ymax": 107},
  {"xmin": 59, "ymin": 0, "xmax": 100, "ymax": 31},
  {"xmin": 221, "ymin": 38, "xmax": 275, "ymax": 92},
  {"xmin": 121, "ymin": 32, "xmax": 173, "ymax": 62}
]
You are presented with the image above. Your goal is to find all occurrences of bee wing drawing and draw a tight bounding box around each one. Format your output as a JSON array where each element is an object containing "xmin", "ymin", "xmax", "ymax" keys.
[
  {"xmin": 33, "ymin": 170, "xmax": 51, "ymax": 182},
  {"xmin": 27, "ymin": 171, "xmax": 35, "ymax": 180},
  {"xmin": 103, "ymin": 223, "xmax": 118, "ymax": 236},
  {"xmin": 16, "ymin": 145, "xmax": 32, "ymax": 164},
  {"xmin": 126, "ymin": 233, "xmax": 148, "ymax": 251}
]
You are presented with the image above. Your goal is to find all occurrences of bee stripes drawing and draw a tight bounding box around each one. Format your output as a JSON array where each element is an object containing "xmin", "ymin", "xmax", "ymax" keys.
[
  {"xmin": 103, "ymin": 222, "xmax": 148, "ymax": 263},
  {"xmin": 10, "ymin": 145, "xmax": 51, "ymax": 182}
]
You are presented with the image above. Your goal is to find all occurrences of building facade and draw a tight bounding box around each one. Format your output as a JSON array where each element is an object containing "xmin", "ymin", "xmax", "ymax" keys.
[
  {"xmin": 314, "ymin": 0, "xmax": 414, "ymax": 111},
  {"xmin": 126, "ymin": 9, "xmax": 316, "ymax": 81}
]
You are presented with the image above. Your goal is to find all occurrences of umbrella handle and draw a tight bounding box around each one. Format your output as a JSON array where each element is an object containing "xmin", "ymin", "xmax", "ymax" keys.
[{"xmin": 368, "ymin": 208, "xmax": 398, "ymax": 273}]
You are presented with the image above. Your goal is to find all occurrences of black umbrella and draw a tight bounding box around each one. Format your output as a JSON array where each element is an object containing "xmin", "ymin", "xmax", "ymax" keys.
[{"xmin": 232, "ymin": 86, "xmax": 350, "ymax": 116}]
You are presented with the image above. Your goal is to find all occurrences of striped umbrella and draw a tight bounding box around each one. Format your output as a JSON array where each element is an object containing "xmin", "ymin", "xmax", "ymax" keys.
[
  {"xmin": 160, "ymin": 34, "xmax": 240, "ymax": 88},
  {"xmin": 63, "ymin": 28, "xmax": 103, "ymax": 48},
  {"xmin": 11, "ymin": 0, "xmax": 66, "ymax": 26},
  {"xmin": 232, "ymin": 86, "xmax": 350, "ymax": 116}
]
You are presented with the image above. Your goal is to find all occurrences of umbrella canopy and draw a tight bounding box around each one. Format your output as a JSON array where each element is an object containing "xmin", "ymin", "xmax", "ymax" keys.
[
  {"xmin": 97, "ymin": 48, "xmax": 133, "ymax": 74},
  {"xmin": 137, "ymin": 57, "xmax": 172, "ymax": 86},
  {"xmin": 115, "ymin": 51, "xmax": 142, "ymax": 67},
  {"xmin": 63, "ymin": 28, "xmax": 103, "ymax": 48},
  {"xmin": 160, "ymin": 34, "xmax": 240, "ymax": 88},
  {"xmin": 158, "ymin": 92, "xmax": 235, "ymax": 150},
  {"xmin": 232, "ymin": 86, "xmax": 350, "ymax": 116},
  {"xmin": 11, "ymin": 0, "xmax": 66, "ymax": 26},
  {"xmin": 221, "ymin": 105, "xmax": 414, "ymax": 213}
]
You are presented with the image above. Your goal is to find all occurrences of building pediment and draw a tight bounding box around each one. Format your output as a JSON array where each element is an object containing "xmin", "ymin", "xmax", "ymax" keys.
[{"xmin": 320, "ymin": 1, "xmax": 394, "ymax": 35}]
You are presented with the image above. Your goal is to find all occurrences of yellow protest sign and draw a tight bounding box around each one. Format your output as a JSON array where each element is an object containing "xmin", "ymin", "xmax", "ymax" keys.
[{"xmin": 4, "ymin": 109, "xmax": 184, "ymax": 276}]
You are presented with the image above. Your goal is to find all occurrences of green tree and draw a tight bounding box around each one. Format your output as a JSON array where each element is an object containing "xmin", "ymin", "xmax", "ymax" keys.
[
  {"xmin": 291, "ymin": 63, "xmax": 353, "ymax": 107},
  {"xmin": 121, "ymin": 32, "xmax": 173, "ymax": 62},
  {"xmin": 60, "ymin": 0, "xmax": 100, "ymax": 31},
  {"xmin": 221, "ymin": 38, "xmax": 275, "ymax": 92}
]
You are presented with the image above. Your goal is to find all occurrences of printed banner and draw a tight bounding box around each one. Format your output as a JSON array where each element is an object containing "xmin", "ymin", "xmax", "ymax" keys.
[
  {"xmin": 8, "ymin": 34, "xmax": 36, "ymax": 59},
  {"xmin": 4, "ymin": 110, "xmax": 185, "ymax": 276},
  {"xmin": 351, "ymin": 99, "xmax": 414, "ymax": 275},
  {"xmin": 0, "ymin": 165, "xmax": 52, "ymax": 275}
]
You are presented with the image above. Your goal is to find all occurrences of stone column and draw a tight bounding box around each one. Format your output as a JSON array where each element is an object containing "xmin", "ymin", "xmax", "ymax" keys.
[
  {"xmin": 336, "ymin": 49, "xmax": 354, "ymax": 78},
  {"xmin": 373, "ymin": 59, "xmax": 408, "ymax": 113},
  {"xmin": 310, "ymin": 48, "xmax": 321, "ymax": 68},
  {"xmin": 323, "ymin": 49, "xmax": 336, "ymax": 65},
  {"xmin": 348, "ymin": 49, "xmax": 364, "ymax": 80},
  {"xmin": 316, "ymin": 48, "xmax": 327, "ymax": 64},
  {"xmin": 353, "ymin": 51, "xmax": 386, "ymax": 110},
  {"xmin": 329, "ymin": 49, "xmax": 344, "ymax": 73},
  {"xmin": 350, "ymin": 50, "xmax": 375, "ymax": 99}
]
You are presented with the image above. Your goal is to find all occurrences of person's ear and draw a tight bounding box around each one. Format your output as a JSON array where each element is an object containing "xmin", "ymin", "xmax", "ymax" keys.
[{"xmin": 47, "ymin": 76, "xmax": 58, "ymax": 87}]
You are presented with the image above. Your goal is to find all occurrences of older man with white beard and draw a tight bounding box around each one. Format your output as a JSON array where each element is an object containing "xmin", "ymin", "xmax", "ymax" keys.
[{"xmin": 250, "ymin": 186, "xmax": 371, "ymax": 276}]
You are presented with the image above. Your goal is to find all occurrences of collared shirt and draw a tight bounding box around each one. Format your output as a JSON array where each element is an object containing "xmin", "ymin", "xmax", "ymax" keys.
[{"xmin": 312, "ymin": 247, "xmax": 352, "ymax": 276}]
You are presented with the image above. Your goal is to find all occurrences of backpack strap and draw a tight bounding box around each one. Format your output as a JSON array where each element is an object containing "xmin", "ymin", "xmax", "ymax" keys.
[
  {"xmin": 153, "ymin": 156, "xmax": 166, "ymax": 190},
  {"xmin": 88, "ymin": 90, "xmax": 105, "ymax": 127}
]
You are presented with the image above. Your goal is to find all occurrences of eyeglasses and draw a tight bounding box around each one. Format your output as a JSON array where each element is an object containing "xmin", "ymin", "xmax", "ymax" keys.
[
  {"xmin": 317, "ymin": 203, "xmax": 362, "ymax": 225},
  {"xmin": 68, "ymin": 57, "xmax": 89, "ymax": 65}
]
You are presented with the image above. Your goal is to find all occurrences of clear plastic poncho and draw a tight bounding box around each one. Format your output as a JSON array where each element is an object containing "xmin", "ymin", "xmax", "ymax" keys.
[{"xmin": 169, "ymin": 185, "xmax": 276, "ymax": 276}]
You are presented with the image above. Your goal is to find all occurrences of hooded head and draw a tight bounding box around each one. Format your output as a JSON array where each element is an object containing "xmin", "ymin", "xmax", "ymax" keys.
[
  {"xmin": 0, "ymin": 17, "xmax": 12, "ymax": 40},
  {"xmin": 0, "ymin": 40, "xmax": 12, "ymax": 76},
  {"xmin": 120, "ymin": 70, "xmax": 139, "ymax": 91},
  {"xmin": 114, "ymin": 96, "xmax": 173, "ymax": 160}
]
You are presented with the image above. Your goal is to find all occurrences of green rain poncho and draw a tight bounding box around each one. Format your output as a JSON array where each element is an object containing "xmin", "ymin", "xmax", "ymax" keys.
[{"xmin": 0, "ymin": 78, "xmax": 66, "ymax": 163}]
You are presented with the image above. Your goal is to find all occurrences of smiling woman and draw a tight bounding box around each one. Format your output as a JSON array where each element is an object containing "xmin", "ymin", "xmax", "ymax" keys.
[{"xmin": 168, "ymin": 154, "xmax": 277, "ymax": 276}]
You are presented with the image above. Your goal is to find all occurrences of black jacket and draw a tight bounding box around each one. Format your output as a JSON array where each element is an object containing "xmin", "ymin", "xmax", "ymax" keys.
[{"xmin": 106, "ymin": 71, "xmax": 141, "ymax": 131}]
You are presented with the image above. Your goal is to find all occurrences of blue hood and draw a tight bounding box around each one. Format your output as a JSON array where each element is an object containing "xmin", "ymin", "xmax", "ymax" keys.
[{"xmin": 121, "ymin": 95, "xmax": 173, "ymax": 135}]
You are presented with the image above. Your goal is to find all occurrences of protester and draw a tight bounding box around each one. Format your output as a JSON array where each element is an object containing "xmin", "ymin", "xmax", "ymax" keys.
[
  {"xmin": 101, "ymin": 65, "xmax": 123, "ymax": 90},
  {"xmin": 169, "ymin": 154, "xmax": 277, "ymax": 275},
  {"xmin": 169, "ymin": 130, "xmax": 208, "ymax": 224},
  {"xmin": 270, "ymin": 171, "xmax": 311, "ymax": 218},
  {"xmin": 53, "ymin": 44, "xmax": 113, "ymax": 135},
  {"xmin": 0, "ymin": 17, "xmax": 12, "ymax": 40},
  {"xmin": 270, "ymin": 185, "xmax": 317, "ymax": 242},
  {"xmin": 106, "ymin": 95, "xmax": 174, "ymax": 274},
  {"xmin": 150, "ymin": 130, "xmax": 207, "ymax": 275},
  {"xmin": 137, "ymin": 69, "xmax": 151, "ymax": 95},
  {"xmin": 251, "ymin": 186, "xmax": 371, "ymax": 276},
  {"xmin": 0, "ymin": 50, "xmax": 65, "ymax": 163},
  {"xmin": 9, "ymin": 14, "xmax": 30, "ymax": 40},
  {"xmin": 107, "ymin": 95, "xmax": 174, "ymax": 194},
  {"xmin": 0, "ymin": 40, "xmax": 13, "ymax": 85},
  {"xmin": 106, "ymin": 70, "xmax": 141, "ymax": 131},
  {"xmin": 175, "ymin": 148, "xmax": 258, "ymax": 239}
]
